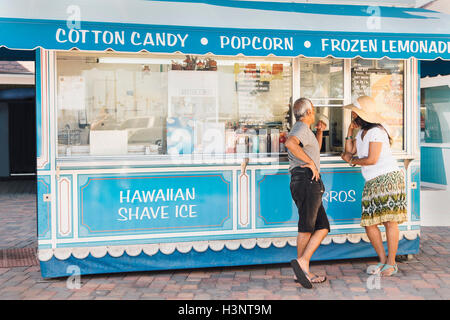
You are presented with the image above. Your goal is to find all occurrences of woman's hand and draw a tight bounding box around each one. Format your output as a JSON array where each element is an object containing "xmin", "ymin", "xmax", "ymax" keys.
[
  {"xmin": 301, "ymin": 162, "xmax": 320, "ymax": 181},
  {"xmin": 347, "ymin": 121, "xmax": 358, "ymax": 136},
  {"xmin": 341, "ymin": 152, "xmax": 353, "ymax": 163},
  {"xmin": 349, "ymin": 120, "xmax": 359, "ymax": 130}
]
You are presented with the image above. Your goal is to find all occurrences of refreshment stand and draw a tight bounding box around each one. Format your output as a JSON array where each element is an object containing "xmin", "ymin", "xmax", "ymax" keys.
[{"xmin": 1, "ymin": 0, "xmax": 449, "ymax": 278}]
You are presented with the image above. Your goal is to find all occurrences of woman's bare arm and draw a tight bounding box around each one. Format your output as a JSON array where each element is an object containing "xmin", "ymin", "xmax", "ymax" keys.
[
  {"xmin": 350, "ymin": 141, "xmax": 382, "ymax": 166},
  {"xmin": 344, "ymin": 122, "xmax": 358, "ymax": 155}
]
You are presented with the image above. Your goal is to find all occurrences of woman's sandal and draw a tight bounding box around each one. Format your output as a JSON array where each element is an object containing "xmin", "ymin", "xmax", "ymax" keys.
[
  {"xmin": 366, "ymin": 262, "xmax": 385, "ymax": 275},
  {"xmin": 380, "ymin": 263, "xmax": 398, "ymax": 277}
]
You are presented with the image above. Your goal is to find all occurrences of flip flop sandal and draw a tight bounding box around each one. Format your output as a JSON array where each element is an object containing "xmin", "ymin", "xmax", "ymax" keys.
[
  {"xmin": 290, "ymin": 259, "xmax": 312, "ymax": 289},
  {"xmin": 380, "ymin": 263, "xmax": 398, "ymax": 277},
  {"xmin": 295, "ymin": 274, "xmax": 327, "ymax": 284},
  {"xmin": 309, "ymin": 275, "xmax": 327, "ymax": 284},
  {"xmin": 366, "ymin": 262, "xmax": 385, "ymax": 275}
]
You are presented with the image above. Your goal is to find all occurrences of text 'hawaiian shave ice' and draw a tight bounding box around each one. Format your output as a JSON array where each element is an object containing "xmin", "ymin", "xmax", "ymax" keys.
[{"xmin": 117, "ymin": 188, "xmax": 197, "ymax": 221}]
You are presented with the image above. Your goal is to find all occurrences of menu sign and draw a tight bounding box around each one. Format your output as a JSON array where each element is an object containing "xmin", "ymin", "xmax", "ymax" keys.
[
  {"xmin": 234, "ymin": 63, "xmax": 285, "ymax": 119},
  {"xmin": 351, "ymin": 69, "xmax": 371, "ymax": 99},
  {"xmin": 371, "ymin": 73, "xmax": 404, "ymax": 149},
  {"xmin": 351, "ymin": 61, "xmax": 404, "ymax": 150}
]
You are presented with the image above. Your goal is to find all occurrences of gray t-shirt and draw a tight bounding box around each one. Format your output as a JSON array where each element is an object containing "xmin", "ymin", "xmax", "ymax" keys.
[{"xmin": 288, "ymin": 121, "xmax": 320, "ymax": 172}]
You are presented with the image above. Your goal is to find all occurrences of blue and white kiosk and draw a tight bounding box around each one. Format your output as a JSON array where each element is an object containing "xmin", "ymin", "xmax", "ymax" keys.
[{"xmin": 1, "ymin": 0, "xmax": 449, "ymax": 278}]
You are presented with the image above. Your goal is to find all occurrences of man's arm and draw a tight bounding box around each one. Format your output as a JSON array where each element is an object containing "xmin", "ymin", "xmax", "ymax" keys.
[
  {"xmin": 315, "ymin": 120, "xmax": 326, "ymax": 151},
  {"xmin": 316, "ymin": 129, "xmax": 323, "ymax": 151},
  {"xmin": 285, "ymin": 135, "xmax": 319, "ymax": 181}
]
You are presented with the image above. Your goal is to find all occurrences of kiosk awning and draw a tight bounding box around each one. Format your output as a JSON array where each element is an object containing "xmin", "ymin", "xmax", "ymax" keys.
[{"xmin": 1, "ymin": 0, "xmax": 450, "ymax": 59}]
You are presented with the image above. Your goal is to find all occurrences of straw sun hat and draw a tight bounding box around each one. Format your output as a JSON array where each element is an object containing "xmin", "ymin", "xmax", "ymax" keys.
[{"xmin": 344, "ymin": 96, "xmax": 386, "ymax": 124}]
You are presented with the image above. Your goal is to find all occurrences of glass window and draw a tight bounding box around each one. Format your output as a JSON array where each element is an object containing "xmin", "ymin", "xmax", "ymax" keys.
[
  {"xmin": 56, "ymin": 52, "xmax": 292, "ymax": 159},
  {"xmin": 351, "ymin": 58, "xmax": 405, "ymax": 151},
  {"xmin": 300, "ymin": 57, "xmax": 344, "ymax": 103},
  {"xmin": 298, "ymin": 57, "xmax": 405, "ymax": 155},
  {"xmin": 421, "ymin": 85, "xmax": 450, "ymax": 143},
  {"xmin": 299, "ymin": 58, "xmax": 345, "ymax": 155}
]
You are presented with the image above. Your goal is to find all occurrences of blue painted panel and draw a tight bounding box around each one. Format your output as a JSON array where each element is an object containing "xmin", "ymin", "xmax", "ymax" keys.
[
  {"xmin": 256, "ymin": 167, "xmax": 365, "ymax": 228},
  {"xmin": 37, "ymin": 176, "xmax": 51, "ymax": 240},
  {"xmin": 39, "ymin": 237, "xmax": 420, "ymax": 278},
  {"xmin": 78, "ymin": 171, "xmax": 233, "ymax": 237},
  {"xmin": 321, "ymin": 168, "xmax": 365, "ymax": 225},
  {"xmin": 420, "ymin": 146, "xmax": 447, "ymax": 185},
  {"xmin": 256, "ymin": 170, "xmax": 296, "ymax": 229}
]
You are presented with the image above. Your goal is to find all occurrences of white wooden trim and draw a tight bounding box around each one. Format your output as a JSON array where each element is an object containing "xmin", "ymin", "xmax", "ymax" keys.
[
  {"xmin": 0, "ymin": 73, "xmax": 35, "ymax": 85},
  {"xmin": 37, "ymin": 230, "xmax": 421, "ymax": 261},
  {"xmin": 421, "ymin": 74, "xmax": 450, "ymax": 88},
  {"xmin": 421, "ymin": 181, "xmax": 447, "ymax": 190},
  {"xmin": 421, "ymin": 143, "xmax": 450, "ymax": 148}
]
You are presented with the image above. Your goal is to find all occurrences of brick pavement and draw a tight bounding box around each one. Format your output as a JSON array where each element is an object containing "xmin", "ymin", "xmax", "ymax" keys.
[
  {"xmin": 0, "ymin": 179, "xmax": 449, "ymax": 300},
  {"xmin": 0, "ymin": 179, "xmax": 37, "ymax": 250}
]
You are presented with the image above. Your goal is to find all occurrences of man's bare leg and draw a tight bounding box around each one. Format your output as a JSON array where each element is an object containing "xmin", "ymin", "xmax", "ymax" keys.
[
  {"xmin": 297, "ymin": 232, "xmax": 311, "ymax": 259},
  {"xmin": 297, "ymin": 229, "xmax": 328, "ymax": 280}
]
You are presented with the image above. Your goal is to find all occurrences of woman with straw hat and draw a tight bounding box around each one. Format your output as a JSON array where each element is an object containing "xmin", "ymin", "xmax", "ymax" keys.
[{"xmin": 341, "ymin": 96, "xmax": 407, "ymax": 277}]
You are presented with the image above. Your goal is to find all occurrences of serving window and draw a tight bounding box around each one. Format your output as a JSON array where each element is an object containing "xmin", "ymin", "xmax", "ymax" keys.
[
  {"xmin": 299, "ymin": 57, "xmax": 345, "ymax": 155},
  {"xmin": 56, "ymin": 52, "xmax": 292, "ymax": 159},
  {"xmin": 56, "ymin": 52, "xmax": 407, "ymax": 162},
  {"xmin": 298, "ymin": 57, "xmax": 405, "ymax": 155}
]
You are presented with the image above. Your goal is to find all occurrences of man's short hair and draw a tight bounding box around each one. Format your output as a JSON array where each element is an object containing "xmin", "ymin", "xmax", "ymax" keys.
[{"xmin": 293, "ymin": 98, "xmax": 313, "ymax": 121}]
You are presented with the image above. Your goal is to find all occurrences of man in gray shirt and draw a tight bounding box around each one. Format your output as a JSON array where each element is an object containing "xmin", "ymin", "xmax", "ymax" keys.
[{"xmin": 285, "ymin": 98, "xmax": 330, "ymax": 289}]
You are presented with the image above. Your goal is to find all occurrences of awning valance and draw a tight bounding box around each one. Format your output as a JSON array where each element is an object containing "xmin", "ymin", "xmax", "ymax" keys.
[
  {"xmin": 1, "ymin": 0, "xmax": 450, "ymax": 60},
  {"xmin": 421, "ymin": 59, "xmax": 450, "ymax": 77}
]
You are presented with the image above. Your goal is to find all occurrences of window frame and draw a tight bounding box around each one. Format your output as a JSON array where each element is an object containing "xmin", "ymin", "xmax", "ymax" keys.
[
  {"xmin": 53, "ymin": 50, "xmax": 295, "ymax": 165},
  {"xmin": 53, "ymin": 51, "xmax": 415, "ymax": 167},
  {"xmin": 294, "ymin": 57, "xmax": 412, "ymax": 163}
]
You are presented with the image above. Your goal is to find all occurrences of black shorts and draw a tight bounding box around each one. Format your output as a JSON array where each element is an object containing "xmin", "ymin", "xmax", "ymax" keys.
[{"xmin": 290, "ymin": 167, "xmax": 331, "ymax": 233}]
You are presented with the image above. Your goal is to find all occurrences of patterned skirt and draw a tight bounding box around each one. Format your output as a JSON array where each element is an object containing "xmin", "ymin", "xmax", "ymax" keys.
[{"xmin": 361, "ymin": 170, "xmax": 407, "ymax": 227}]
